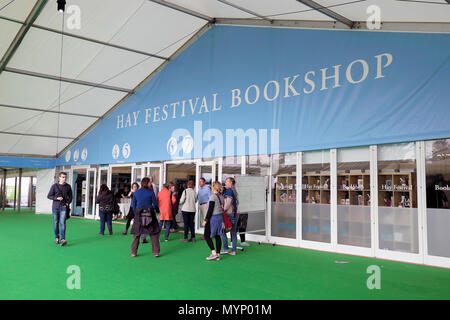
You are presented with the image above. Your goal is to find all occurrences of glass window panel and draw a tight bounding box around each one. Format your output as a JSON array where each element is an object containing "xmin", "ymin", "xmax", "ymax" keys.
[
  {"xmin": 425, "ymin": 139, "xmax": 450, "ymax": 258},
  {"xmin": 271, "ymin": 153, "xmax": 296, "ymax": 239},
  {"xmin": 337, "ymin": 147, "xmax": 371, "ymax": 248},
  {"xmin": 244, "ymin": 155, "xmax": 270, "ymax": 236},
  {"xmin": 378, "ymin": 143, "xmax": 418, "ymax": 253},
  {"xmin": 302, "ymin": 150, "xmax": 331, "ymax": 243}
]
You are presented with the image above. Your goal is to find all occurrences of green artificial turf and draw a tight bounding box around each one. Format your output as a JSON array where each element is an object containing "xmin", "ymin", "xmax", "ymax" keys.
[{"xmin": 0, "ymin": 209, "xmax": 449, "ymax": 300}]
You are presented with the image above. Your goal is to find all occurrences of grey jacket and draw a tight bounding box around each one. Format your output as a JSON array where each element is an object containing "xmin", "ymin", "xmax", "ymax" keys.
[{"xmin": 179, "ymin": 187, "xmax": 197, "ymax": 212}]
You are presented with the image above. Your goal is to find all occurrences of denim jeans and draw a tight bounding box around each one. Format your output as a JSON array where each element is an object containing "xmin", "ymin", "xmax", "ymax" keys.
[
  {"xmin": 221, "ymin": 213, "xmax": 238, "ymax": 252},
  {"xmin": 52, "ymin": 207, "xmax": 67, "ymax": 240},
  {"xmin": 99, "ymin": 210, "xmax": 113, "ymax": 234},
  {"xmin": 159, "ymin": 220, "xmax": 172, "ymax": 240}
]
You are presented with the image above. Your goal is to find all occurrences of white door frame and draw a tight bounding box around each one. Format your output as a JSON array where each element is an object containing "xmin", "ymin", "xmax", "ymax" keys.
[
  {"xmin": 298, "ymin": 150, "xmax": 334, "ymax": 252},
  {"xmin": 85, "ymin": 168, "xmax": 97, "ymax": 220},
  {"xmin": 419, "ymin": 140, "xmax": 450, "ymax": 269},
  {"xmin": 374, "ymin": 142, "xmax": 424, "ymax": 265},
  {"xmin": 145, "ymin": 162, "xmax": 164, "ymax": 191},
  {"xmin": 131, "ymin": 165, "xmax": 145, "ymax": 184}
]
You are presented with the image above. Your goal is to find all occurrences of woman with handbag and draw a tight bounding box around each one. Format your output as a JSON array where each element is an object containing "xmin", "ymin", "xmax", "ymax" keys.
[
  {"xmin": 202, "ymin": 181, "xmax": 227, "ymax": 261},
  {"xmin": 96, "ymin": 184, "xmax": 116, "ymax": 236},
  {"xmin": 130, "ymin": 177, "xmax": 161, "ymax": 258},
  {"xmin": 221, "ymin": 177, "xmax": 240, "ymax": 255}
]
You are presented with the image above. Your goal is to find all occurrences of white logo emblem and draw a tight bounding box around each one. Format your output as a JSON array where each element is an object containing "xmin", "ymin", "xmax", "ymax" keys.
[
  {"xmin": 167, "ymin": 137, "xmax": 178, "ymax": 156},
  {"xmin": 65, "ymin": 151, "xmax": 71, "ymax": 162},
  {"xmin": 112, "ymin": 144, "xmax": 120, "ymax": 159},
  {"xmin": 182, "ymin": 135, "xmax": 194, "ymax": 154},
  {"xmin": 122, "ymin": 143, "xmax": 131, "ymax": 159},
  {"xmin": 81, "ymin": 148, "xmax": 88, "ymax": 161},
  {"xmin": 73, "ymin": 149, "xmax": 80, "ymax": 162}
]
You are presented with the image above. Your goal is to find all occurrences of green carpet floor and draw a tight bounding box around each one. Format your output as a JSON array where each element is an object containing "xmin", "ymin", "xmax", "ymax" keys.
[{"xmin": 0, "ymin": 209, "xmax": 449, "ymax": 300}]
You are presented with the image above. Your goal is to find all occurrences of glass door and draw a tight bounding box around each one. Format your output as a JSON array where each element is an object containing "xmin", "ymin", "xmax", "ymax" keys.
[
  {"xmin": 131, "ymin": 165, "xmax": 145, "ymax": 185},
  {"xmin": 196, "ymin": 160, "xmax": 216, "ymax": 233},
  {"xmin": 85, "ymin": 169, "xmax": 97, "ymax": 220},
  {"xmin": 145, "ymin": 163, "xmax": 163, "ymax": 193},
  {"xmin": 96, "ymin": 167, "xmax": 111, "ymax": 219}
]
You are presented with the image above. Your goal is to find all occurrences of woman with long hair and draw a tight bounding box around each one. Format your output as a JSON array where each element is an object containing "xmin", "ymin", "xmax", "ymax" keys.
[
  {"xmin": 122, "ymin": 182, "xmax": 139, "ymax": 235},
  {"xmin": 202, "ymin": 181, "xmax": 224, "ymax": 261},
  {"xmin": 130, "ymin": 177, "xmax": 161, "ymax": 257},
  {"xmin": 96, "ymin": 184, "xmax": 115, "ymax": 235}
]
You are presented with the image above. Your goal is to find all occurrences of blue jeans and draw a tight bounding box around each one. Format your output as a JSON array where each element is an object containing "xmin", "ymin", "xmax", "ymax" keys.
[
  {"xmin": 99, "ymin": 210, "xmax": 113, "ymax": 234},
  {"xmin": 52, "ymin": 207, "xmax": 67, "ymax": 240},
  {"xmin": 159, "ymin": 220, "xmax": 172, "ymax": 240},
  {"xmin": 221, "ymin": 213, "xmax": 238, "ymax": 252}
]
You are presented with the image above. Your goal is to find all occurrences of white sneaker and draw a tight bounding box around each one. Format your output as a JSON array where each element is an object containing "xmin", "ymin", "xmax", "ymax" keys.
[
  {"xmin": 206, "ymin": 253, "xmax": 218, "ymax": 260},
  {"xmin": 220, "ymin": 250, "xmax": 229, "ymax": 255},
  {"xmin": 240, "ymin": 242, "xmax": 250, "ymax": 246}
]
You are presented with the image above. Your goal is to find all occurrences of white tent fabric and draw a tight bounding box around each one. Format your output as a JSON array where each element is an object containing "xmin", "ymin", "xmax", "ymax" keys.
[{"xmin": 0, "ymin": 0, "xmax": 449, "ymax": 158}]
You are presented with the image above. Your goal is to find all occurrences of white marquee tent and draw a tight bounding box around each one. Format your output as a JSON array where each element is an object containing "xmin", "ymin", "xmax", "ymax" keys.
[{"xmin": 1, "ymin": 0, "xmax": 449, "ymax": 158}]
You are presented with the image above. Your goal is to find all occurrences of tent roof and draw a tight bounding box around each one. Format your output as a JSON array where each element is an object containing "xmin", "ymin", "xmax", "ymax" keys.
[{"xmin": 1, "ymin": 0, "xmax": 449, "ymax": 158}]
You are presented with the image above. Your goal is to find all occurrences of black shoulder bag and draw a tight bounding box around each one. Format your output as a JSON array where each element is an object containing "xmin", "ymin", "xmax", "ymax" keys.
[{"xmin": 55, "ymin": 183, "xmax": 71, "ymax": 220}]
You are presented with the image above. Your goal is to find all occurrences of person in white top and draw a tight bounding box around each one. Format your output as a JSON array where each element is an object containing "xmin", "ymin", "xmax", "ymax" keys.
[{"xmin": 179, "ymin": 180, "xmax": 197, "ymax": 242}]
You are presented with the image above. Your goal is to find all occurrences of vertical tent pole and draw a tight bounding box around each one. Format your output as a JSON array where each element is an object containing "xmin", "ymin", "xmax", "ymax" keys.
[
  {"xmin": 13, "ymin": 176, "xmax": 17, "ymax": 211},
  {"xmin": 18, "ymin": 168, "xmax": 22, "ymax": 212},
  {"xmin": 29, "ymin": 176, "xmax": 33, "ymax": 211},
  {"xmin": 2, "ymin": 169, "xmax": 6, "ymax": 210}
]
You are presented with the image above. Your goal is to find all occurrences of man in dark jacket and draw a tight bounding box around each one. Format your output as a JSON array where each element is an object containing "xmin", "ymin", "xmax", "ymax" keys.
[{"xmin": 47, "ymin": 172, "xmax": 73, "ymax": 246}]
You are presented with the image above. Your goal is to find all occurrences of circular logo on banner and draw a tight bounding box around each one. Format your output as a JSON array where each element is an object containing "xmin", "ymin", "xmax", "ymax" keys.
[
  {"xmin": 81, "ymin": 148, "xmax": 88, "ymax": 161},
  {"xmin": 167, "ymin": 137, "xmax": 178, "ymax": 156},
  {"xmin": 65, "ymin": 150, "xmax": 71, "ymax": 162},
  {"xmin": 122, "ymin": 143, "xmax": 131, "ymax": 159},
  {"xmin": 112, "ymin": 144, "xmax": 120, "ymax": 159},
  {"xmin": 73, "ymin": 149, "xmax": 80, "ymax": 162},
  {"xmin": 182, "ymin": 135, "xmax": 194, "ymax": 154}
]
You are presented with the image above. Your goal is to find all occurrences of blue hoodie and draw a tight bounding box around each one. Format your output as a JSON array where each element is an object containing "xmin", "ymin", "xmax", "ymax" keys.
[{"xmin": 224, "ymin": 188, "xmax": 238, "ymax": 215}]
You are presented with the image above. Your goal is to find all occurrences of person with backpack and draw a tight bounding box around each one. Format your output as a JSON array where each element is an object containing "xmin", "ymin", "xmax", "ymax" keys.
[
  {"xmin": 221, "ymin": 177, "xmax": 239, "ymax": 255},
  {"xmin": 202, "ymin": 181, "xmax": 225, "ymax": 261},
  {"xmin": 157, "ymin": 182, "xmax": 177, "ymax": 242},
  {"xmin": 130, "ymin": 177, "xmax": 160, "ymax": 258},
  {"xmin": 47, "ymin": 172, "xmax": 73, "ymax": 246},
  {"xmin": 96, "ymin": 184, "xmax": 116, "ymax": 236},
  {"xmin": 179, "ymin": 179, "xmax": 197, "ymax": 242}
]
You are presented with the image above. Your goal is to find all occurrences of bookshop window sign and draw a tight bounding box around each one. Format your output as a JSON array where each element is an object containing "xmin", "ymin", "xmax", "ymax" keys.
[
  {"xmin": 337, "ymin": 147, "xmax": 371, "ymax": 248},
  {"xmin": 377, "ymin": 143, "xmax": 419, "ymax": 254},
  {"xmin": 271, "ymin": 153, "xmax": 297, "ymax": 239},
  {"xmin": 425, "ymin": 139, "xmax": 450, "ymax": 258},
  {"xmin": 302, "ymin": 150, "xmax": 331, "ymax": 243}
]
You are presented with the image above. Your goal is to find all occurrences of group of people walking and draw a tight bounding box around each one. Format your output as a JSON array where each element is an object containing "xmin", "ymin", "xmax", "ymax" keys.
[{"xmin": 48, "ymin": 172, "xmax": 249, "ymax": 260}]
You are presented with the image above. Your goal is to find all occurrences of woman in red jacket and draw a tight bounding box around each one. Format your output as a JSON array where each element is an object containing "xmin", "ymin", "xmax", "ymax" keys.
[{"xmin": 157, "ymin": 182, "xmax": 177, "ymax": 242}]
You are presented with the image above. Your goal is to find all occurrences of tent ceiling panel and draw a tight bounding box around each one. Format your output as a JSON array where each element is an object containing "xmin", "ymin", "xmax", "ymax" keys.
[
  {"xmin": 8, "ymin": 27, "xmax": 143, "ymax": 88},
  {"xmin": 109, "ymin": 1, "xmax": 207, "ymax": 57},
  {"xmin": 0, "ymin": 0, "xmax": 37, "ymax": 22},
  {"xmin": 315, "ymin": 0, "xmax": 450, "ymax": 23},
  {"xmin": 224, "ymin": 0, "xmax": 335, "ymax": 21},
  {"xmin": 0, "ymin": 134, "xmax": 72, "ymax": 155},
  {"xmin": 71, "ymin": 45, "xmax": 164, "ymax": 89},
  {"xmin": 0, "ymin": 106, "xmax": 97, "ymax": 140},
  {"xmin": 0, "ymin": 19, "xmax": 21, "ymax": 58},
  {"xmin": 165, "ymin": 0, "xmax": 256, "ymax": 18},
  {"xmin": 34, "ymin": 0, "xmax": 151, "ymax": 45},
  {"xmin": 0, "ymin": 72, "xmax": 126, "ymax": 116}
]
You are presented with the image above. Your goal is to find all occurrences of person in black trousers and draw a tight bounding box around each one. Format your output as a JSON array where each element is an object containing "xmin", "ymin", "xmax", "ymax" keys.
[
  {"xmin": 96, "ymin": 184, "xmax": 116, "ymax": 235},
  {"xmin": 122, "ymin": 182, "xmax": 139, "ymax": 235}
]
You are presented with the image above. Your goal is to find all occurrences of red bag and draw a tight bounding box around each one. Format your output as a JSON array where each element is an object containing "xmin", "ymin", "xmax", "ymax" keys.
[{"xmin": 216, "ymin": 194, "xmax": 232, "ymax": 232}]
